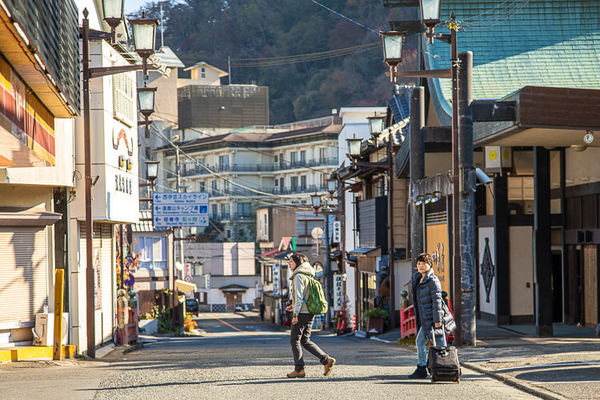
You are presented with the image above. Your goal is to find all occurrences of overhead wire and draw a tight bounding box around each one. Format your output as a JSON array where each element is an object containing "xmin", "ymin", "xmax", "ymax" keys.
[{"xmin": 146, "ymin": 122, "xmax": 316, "ymax": 211}]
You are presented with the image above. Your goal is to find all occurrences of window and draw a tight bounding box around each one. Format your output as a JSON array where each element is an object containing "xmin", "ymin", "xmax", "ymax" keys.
[
  {"xmin": 112, "ymin": 73, "xmax": 135, "ymax": 126},
  {"xmin": 201, "ymin": 67, "xmax": 206, "ymax": 72},
  {"xmin": 201, "ymin": 73, "xmax": 206, "ymax": 78},
  {"xmin": 145, "ymin": 147, "xmax": 151, "ymax": 160},
  {"xmin": 291, "ymin": 152, "xmax": 298, "ymax": 165},
  {"xmin": 300, "ymin": 150, "xmax": 306, "ymax": 164},
  {"xmin": 291, "ymin": 176, "xmax": 298, "ymax": 191},
  {"xmin": 300, "ymin": 175, "xmax": 307, "ymax": 191},
  {"xmin": 319, "ymin": 148, "xmax": 327, "ymax": 163},
  {"xmin": 221, "ymin": 203, "xmax": 230, "ymax": 218},
  {"xmin": 224, "ymin": 180, "xmax": 229, "ymax": 193},
  {"xmin": 197, "ymin": 157, "xmax": 205, "ymax": 166},
  {"xmin": 133, "ymin": 236, "xmax": 167, "ymax": 270},
  {"xmin": 274, "ymin": 155, "xmax": 278, "ymax": 163},
  {"xmin": 280, "ymin": 177, "xmax": 284, "ymax": 190},
  {"xmin": 212, "ymin": 204, "xmax": 218, "ymax": 216},
  {"xmin": 238, "ymin": 202, "xmax": 251, "ymax": 217},
  {"xmin": 219, "ymin": 155, "xmax": 229, "ymax": 170},
  {"xmin": 279, "ymin": 153, "xmax": 284, "ymax": 168},
  {"xmin": 264, "ymin": 264, "xmax": 272, "ymax": 284},
  {"xmin": 198, "ymin": 181, "xmax": 205, "ymax": 192},
  {"xmin": 274, "ymin": 179, "xmax": 278, "ymax": 186},
  {"xmin": 212, "ymin": 180, "xmax": 218, "ymax": 191}
]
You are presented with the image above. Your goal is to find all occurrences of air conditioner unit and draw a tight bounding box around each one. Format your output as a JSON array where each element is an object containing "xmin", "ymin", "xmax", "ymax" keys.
[{"xmin": 33, "ymin": 313, "xmax": 69, "ymax": 346}]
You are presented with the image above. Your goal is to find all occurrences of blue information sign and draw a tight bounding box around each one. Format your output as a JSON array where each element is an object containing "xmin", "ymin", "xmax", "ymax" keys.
[{"xmin": 153, "ymin": 192, "xmax": 210, "ymax": 228}]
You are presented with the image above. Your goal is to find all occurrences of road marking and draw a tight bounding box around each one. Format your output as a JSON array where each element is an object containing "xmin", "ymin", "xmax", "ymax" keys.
[{"xmin": 208, "ymin": 314, "xmax": 259, "ymax": 335}]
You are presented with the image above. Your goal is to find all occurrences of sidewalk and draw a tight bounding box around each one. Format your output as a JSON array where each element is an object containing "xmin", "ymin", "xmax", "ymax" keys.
[{"xmin": 369, "ymin": 319, "xmax": 600, "ymax": 400}]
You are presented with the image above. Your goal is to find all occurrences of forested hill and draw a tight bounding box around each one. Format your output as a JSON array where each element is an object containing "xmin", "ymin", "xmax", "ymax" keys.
[{"xmin": 136, "ymin": 0, "xmax": 416, "ymax": 124}]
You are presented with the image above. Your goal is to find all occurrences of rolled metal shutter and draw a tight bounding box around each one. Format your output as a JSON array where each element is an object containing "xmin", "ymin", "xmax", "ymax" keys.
[{"xmin": 0, "ymin": 227, "xmax": 48, "ymax": 324}]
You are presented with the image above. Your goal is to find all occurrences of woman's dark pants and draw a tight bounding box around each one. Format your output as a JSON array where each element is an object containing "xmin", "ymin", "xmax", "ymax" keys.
[{"xmin": 290, "ymin": 313, "xmax": 329, "ymax": 372}]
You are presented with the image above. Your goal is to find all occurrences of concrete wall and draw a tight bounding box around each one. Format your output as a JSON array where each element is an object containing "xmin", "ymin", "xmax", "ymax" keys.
[{"xmin": 565, "ymin": 147, "xmax": 600, "ymax": 186}]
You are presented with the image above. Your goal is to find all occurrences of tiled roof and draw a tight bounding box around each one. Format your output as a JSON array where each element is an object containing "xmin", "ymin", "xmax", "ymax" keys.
[{"xmin": 425, "ymin": 0, "xmax": 600, "ymax": 126}]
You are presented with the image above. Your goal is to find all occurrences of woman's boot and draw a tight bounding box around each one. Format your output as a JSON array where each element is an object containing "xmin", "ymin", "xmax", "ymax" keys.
[{"xmin": 408, "ymin": 365, "xmax": 428, "ymax": 379}]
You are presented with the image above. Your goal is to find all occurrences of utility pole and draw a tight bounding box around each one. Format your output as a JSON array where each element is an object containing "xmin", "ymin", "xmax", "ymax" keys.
[
  {"xmin": 228, "ymin": 56, "xmax": 232, "ymax": 85},
  {"xmin": 410, "ymin": 86, "xmax": 425, "ymax": 271},
  {"xmin": 323, "ymin": 212, "xmax": 332, "ymax": 329},
  {"xmin": 387, "ymin": 131, "xmax": 396, "ymax": 327},
  {"xmin": 457, "ymin": 51, "xmax": 475, "ymax": 346}
]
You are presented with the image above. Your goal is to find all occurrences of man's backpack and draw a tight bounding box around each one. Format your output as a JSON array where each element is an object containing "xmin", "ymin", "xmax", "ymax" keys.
[{"xmin": 298, "ymin": 273, "xmax": 328, "ymax": 315}]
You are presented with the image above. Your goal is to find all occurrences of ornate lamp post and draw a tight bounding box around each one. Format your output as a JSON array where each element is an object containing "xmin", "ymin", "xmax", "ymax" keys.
[{"xmin": 81, "ymin": 2, "xmax": 159, "ymax": 358}]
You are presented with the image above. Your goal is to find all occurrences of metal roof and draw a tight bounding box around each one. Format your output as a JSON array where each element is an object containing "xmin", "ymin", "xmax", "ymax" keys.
[
  {"xmin": 425, "ymin": 0, "xmax": 600, "ymax": 127},
  {"xmin": 154, "ymin": 46, "xmax": 185, "ymax": 68}
]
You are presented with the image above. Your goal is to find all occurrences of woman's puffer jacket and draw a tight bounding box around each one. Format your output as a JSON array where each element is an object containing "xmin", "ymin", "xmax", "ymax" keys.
[{"xmin": 411, "ymin": 269, "xmax": 444, "ymax": 339}]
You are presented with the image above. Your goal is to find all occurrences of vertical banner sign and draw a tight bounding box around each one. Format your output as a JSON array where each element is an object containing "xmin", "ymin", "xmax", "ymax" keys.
[
  {"xmin": 272, "ymin": 264, "xmax": 281, "ymax": 297},
  {"xmin": 333, "ymin": 274, "xmax": 344, "ymax": 311},
  {"xmin": 332, "ymin": 221, "xmax": 341, "ymax": 244},
  {"xmin": 205, "ymin": 274, "xmax": 211, "ymax": 289},
  {"xmin": 184, "ymin": 263, "xmax": 192, "ymax": 282}
]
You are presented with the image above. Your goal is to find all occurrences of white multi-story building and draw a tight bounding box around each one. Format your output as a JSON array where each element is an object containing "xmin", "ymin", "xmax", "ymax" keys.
[{"xmin": 155, "ymin": 116, "xmax": 342, "ymax": 242}]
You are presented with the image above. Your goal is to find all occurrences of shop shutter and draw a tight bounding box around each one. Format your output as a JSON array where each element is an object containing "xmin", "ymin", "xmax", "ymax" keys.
[{"xmin": 0, "ymin": 227, "xmax": 48, "ymax": 324}]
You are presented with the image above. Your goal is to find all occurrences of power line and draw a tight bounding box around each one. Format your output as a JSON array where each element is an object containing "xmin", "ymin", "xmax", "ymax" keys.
[
  {"xmin": 146, "ymin": 123, "xmax": 316, "ymax": 211},
  {"xmin": 310, "ymin": 0, "xmax": 381, "ymax": 36}
]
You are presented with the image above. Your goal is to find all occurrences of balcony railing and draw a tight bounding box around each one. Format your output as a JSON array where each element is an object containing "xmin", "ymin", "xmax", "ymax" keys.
[
  {"xmin": 275, "ymin": 184, "xmax": 328, "ymax": 195},
  {"xmin": 277, "ymin": 157, "xmax": 339, "ymax": 171},
  {"xmin": 177, "ymin": 157, "xmax": 339, "ymax": 177}
]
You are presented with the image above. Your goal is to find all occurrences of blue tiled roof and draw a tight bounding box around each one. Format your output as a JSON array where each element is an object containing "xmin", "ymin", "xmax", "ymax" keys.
[{"xmin": 425, "ymin": 0, "xmax": 600, "ymax": 126}]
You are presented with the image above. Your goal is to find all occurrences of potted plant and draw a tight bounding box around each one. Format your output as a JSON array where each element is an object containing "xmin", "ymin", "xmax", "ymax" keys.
[{"xmin": 364, "ymin": 308, "xmax": 388, "ymax": 334}]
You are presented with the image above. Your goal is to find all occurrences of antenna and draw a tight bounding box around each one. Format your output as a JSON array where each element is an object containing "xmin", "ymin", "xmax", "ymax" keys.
[{"xmin": 160, "ymin": 2, "xmax": 165, "ymax": 48}]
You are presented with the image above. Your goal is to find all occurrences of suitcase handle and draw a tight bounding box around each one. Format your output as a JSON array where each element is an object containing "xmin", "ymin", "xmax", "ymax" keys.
[{"xmin": 431, "ymin": 324, "xmax": 446, "ymax": 347}]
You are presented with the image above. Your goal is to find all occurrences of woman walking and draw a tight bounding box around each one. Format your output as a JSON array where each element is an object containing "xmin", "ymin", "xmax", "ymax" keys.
[
  {"xmin": 408, "ymin": 252, "xmax": 447, "ymax": 379},
  {"xmin": 285, "ymin": 253, "xmax": 336, "ymax": 378}
]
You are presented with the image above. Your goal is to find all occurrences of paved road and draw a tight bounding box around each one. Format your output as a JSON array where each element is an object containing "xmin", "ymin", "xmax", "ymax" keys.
[{"xmin": 0, "ymin": 313, "xmax": 539, "ymax": 399}]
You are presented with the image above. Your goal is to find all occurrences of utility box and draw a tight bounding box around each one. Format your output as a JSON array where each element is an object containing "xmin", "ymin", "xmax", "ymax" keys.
[{"xmin": 33, "ymin": 313, "xmax": 69, "ymax": 346}]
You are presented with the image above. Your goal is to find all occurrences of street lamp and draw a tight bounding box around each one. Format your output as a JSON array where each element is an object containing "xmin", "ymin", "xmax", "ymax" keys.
[
  {"xmin": 381, "ymin": 31, "xmax": 406, "ymax": 82},
  {"xmin": 145, "ymin": 160, "xmax": 159, "ymax": 186},
  {"xmin": 311, "ymin": 193, "xmax": 322, "ymax": 211},
  {"xmin": 347, "ymin": 137, "xmax": 362, "ymax": 158},
  {"xmin": 367, "ymin": 115, "xmax": 385, "ymax": 137},
  {"xmin": 138, "ymin": 86, "xmax": 157, "ymax": 118},
  {"xmin": 128, "ymin": 14, "xmax": 159, "ymax": 76},
  {"xmin": 420, "ymin": 0, "xmax": 441, "ymax": 42},
  {"xmin": 327, "ymin": 178, "xmax": 337, "ymax": 196},
  {"xmin": 101, "ymin": 0, "xmax": 124, "ymax": 42}
]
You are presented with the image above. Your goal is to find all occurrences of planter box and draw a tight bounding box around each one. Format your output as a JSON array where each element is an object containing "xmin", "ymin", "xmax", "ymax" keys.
[{"xmin": 367, "ymin": 317, "xmax": 384, "ymax": 333}]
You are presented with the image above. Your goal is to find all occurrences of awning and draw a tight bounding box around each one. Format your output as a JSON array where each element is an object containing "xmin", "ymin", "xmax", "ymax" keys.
[
  {"xmin": 0, "ymin": 209, "xmax": 62, "ymax": 226},
  {"xmin": 348, "ymin": 247, "xmax": 377, "ymax": 254},
  {"xmin": 175, "ymin": 279, "xmax": 197, "ymax": 295},
  {"xmin": 219, "ymin": 284, "xmax": 249, "ymax": 294},
  {"xmin": 260, "ymin": 248, "xmax": 279, "ymax": 258}
]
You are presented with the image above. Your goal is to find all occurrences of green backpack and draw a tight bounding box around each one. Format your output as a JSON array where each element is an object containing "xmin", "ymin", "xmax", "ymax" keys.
[{"xmin": 298, "ymin": 272, "xmax": 328, "ymax": 315}]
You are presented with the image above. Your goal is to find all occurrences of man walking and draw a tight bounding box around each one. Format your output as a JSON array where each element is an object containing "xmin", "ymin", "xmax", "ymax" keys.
[{"xmin": 286, "ymin": 253, "xmax": 336, "ymax": 378}]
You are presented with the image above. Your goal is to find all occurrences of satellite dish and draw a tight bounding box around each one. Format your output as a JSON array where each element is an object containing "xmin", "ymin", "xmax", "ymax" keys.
[{"xmin": 311, "ymin": 227, "xmax": 324, "ymax": 240}]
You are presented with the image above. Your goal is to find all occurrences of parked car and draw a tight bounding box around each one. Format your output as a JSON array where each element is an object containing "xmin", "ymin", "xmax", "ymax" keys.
[{"xmin": 186, "ymin": 298, "xmax": 199, "ymax": 315}]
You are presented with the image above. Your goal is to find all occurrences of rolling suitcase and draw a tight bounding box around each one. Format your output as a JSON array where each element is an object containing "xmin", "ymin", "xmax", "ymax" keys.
[{"xmin": 427, "ymin": 327, "xmax": 461, "ymax": 383}]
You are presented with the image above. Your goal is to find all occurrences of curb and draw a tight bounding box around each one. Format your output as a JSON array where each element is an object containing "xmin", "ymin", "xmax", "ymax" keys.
[
  {"xmin": 462, "ymin": 362, "xmax": 567, "ymax": 400},
  {"xmin": 123, "ymin": 342, "xmax": 144, "ymax": 354}
]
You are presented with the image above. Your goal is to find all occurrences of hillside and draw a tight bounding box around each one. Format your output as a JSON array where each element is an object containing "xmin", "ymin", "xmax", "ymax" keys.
[{"xmin": 137, "ymin": 0, "xmax": 417, "ymax": 124}]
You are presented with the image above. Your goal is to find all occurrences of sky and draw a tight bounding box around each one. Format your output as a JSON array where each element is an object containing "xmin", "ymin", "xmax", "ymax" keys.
[{"xmin": 125, "ymin": 0, "xmax": 150, "ymax": 15}]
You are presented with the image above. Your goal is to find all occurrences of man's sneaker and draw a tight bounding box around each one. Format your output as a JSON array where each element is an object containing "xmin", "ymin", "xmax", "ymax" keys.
[
  {"xmin": 323, "ymin": 357, "xmax": 336, "ymax": 376},
  {"xmin": 287, "ymin": 369, "xmax": 305, "ymax": 378},
  {"xmin": 408, "ymin": 365, "xmax": 428, "ymax": 379}
]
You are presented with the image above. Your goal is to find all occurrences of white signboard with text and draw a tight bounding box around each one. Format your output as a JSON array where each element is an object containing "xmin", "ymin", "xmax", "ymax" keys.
[
  {"xmin": 333, "ymin": 274, "xmax": 344, "ymax": 311},
  {"xmin": 153, "ymin": 192, "xmax": 209, "ymax": 228},
  {"xmin": 272, "ymin": 264, "xmax": 281, "ymax": 297}
]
